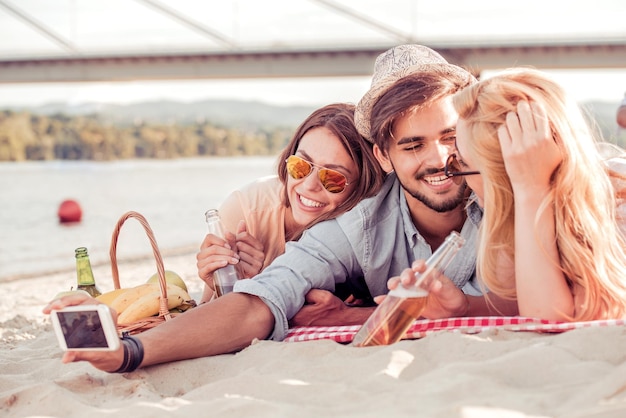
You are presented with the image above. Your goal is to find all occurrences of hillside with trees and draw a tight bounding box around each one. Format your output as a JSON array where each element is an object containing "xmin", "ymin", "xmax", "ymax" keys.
[
  {"xmin": 0, "ymin": 99, "xmax": 623, "ymax": 162},
  {"xmin": 0, "ymin": 100, "xmax": 318, "ymax": 161}
]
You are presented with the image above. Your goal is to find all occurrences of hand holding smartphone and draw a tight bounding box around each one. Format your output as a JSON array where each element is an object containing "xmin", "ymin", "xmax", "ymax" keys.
[{"xmin": 51, "ymin": 305, "xmax": 120, "ymax": 351}]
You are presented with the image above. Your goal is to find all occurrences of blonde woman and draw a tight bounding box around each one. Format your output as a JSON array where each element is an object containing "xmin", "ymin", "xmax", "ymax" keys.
[{"xmin": 417, "ymin": 68, "xmax": 626, "ymax": 321}]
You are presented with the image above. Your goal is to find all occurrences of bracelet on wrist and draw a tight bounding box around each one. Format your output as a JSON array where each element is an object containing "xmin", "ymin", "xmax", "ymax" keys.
[{"xmin": 112, "ymin": 333, "xmax": 144, "ymax": 373}]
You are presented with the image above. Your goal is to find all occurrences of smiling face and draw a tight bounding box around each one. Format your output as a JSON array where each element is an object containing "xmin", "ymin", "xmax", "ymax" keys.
[
  {"xmin": 455, "ymin": 118, "xmax": 484, "ymax": 206},
  {"xmin": 375, "ymin": 96, "xmax": 468, "ymax": 213},
  {"xmin": 286, "ymin": 126, "xmax": 357, "ymax": 228}
]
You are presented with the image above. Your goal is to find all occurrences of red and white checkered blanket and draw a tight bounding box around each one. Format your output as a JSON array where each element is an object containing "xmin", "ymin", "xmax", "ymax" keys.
[{"xmin": 284, "ymin": 316, "xmax": 626, "ymax": 343}]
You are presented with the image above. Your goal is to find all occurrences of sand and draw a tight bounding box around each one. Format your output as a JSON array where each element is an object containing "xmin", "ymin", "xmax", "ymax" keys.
[{"xmin": 2, "ymin": 252, "xmax": 626, "ymax": 418}]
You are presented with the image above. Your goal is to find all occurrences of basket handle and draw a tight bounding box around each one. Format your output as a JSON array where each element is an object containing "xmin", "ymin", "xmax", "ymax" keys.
[{"xmin": 109, "ymin": 211, "xmax": 170, "ymax": 319}]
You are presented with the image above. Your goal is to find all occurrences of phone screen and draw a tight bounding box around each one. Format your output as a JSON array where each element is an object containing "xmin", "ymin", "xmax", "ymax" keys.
[{"xmin": 55, "ymin": 309, "xmax": 110, "ymax": 349}]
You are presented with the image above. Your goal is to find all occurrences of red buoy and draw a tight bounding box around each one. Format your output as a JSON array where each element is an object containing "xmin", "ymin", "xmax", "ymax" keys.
[
  {"xmin": 58, "ymin": 199, "xmax": 82, "ymax": 223},
  {"xmin": 618, "ymin": 106, "xmax": 626, "ymax": 130},
  {"xmin": 618, "ymin": 93, "xmax": 626, "ymax": 130}
]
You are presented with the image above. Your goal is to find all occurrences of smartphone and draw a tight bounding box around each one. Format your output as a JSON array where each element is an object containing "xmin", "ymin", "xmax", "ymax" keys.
[{"xmin": 51, "ymin": 305, "xmax": 120, "ymax": 351}]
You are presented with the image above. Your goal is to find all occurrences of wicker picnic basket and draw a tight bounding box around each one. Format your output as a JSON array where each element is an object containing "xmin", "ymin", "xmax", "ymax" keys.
[{"xmin": 109, "ymin": 211, "xmax": 196, "ymax": 335}]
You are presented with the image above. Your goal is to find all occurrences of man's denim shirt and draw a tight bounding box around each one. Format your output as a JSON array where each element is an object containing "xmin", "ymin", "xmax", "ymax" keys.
[{"xmin": 235, "ymin": 173, "xmax": 483, "ymax": 341}]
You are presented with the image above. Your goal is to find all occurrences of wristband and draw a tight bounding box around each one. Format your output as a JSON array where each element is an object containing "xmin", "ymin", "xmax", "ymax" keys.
[{"xmin": 113, "ymin": 333, "xmax": 144, "ymax": 373}]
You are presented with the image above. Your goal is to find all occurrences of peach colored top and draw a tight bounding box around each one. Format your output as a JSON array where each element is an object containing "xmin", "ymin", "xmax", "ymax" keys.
[{"xmin": 219, "ymin": 175, "xmax": 287, "ymax": 271}]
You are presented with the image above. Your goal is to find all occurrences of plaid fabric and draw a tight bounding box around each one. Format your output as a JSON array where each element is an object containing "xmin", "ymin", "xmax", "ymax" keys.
[{"xmin": 283, "ymin": 317, "xmax": 626, "ymax": 343}]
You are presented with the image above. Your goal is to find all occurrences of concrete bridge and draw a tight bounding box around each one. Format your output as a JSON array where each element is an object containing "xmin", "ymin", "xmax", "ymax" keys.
[
  {"xmin": 1, "ymin": 38, "xmax": 625, "ymax": 84},
  {"xmin": 1, "ymin": 0, "xmax": 625, "ymax": 84}
]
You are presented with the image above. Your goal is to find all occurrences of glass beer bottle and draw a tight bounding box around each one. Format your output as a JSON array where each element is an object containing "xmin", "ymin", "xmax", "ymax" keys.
[
  {"xmin": 352, "ymin": 231, "xmax": 465, "ymax": 347},
  {"xmin": 205, "ymin": 209, "xmax": 240, "ymax": 297},
  {"xmin": 75, "ymin": 247, "xmax": 102, "ymax": 297}
]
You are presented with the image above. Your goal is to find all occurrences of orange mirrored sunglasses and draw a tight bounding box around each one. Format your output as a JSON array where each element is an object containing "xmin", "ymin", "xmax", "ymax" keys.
[{"xmin": 285, "ymin": 155, "xmax": 350, "ymax": 194}]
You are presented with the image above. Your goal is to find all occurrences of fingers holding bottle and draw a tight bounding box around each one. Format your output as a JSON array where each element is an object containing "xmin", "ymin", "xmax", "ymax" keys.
[
  {"xmin": 232, "ymin": 220, "xmax": 265, "ymax": 278},
  {"xmin": 196, "ymin": 233, "xmax": 240, "ymax": 286}
]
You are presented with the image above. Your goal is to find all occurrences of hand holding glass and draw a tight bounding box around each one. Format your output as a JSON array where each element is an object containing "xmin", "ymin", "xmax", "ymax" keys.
[{"xmin": 352, "ymin": 231, "xmax": 465, "ymax": 347}]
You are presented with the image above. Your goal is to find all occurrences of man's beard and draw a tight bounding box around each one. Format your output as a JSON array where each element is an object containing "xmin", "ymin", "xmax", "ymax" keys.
[{"xmin": 397, "ymin": 173, "xmax": 468, "ymax": 213}]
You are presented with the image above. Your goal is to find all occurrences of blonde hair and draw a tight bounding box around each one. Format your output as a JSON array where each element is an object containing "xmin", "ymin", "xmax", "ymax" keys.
[{"xmin": 453, "ymin": 67, "xmax": 626, "ymax": 321}]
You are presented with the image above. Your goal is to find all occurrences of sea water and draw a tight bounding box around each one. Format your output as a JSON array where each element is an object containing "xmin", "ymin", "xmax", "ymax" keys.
[{"xmin": 0, "ymin": 157, "xmax": 275, "ymax": 282}]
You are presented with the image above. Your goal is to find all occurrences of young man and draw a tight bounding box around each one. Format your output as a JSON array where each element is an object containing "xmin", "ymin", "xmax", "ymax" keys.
[{"xmin": 44, "ymin": 45, "xmax": 515, "ymax": 373}]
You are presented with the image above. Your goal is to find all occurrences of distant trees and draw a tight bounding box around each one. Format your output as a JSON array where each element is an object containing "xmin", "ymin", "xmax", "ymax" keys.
[
  {"xmin": 0, "ymin": 110, "xmax": 293, "ymax": 161},
  {"xmin": 1, "ymin": 104, "xmax": 624, "ymax": 162}
]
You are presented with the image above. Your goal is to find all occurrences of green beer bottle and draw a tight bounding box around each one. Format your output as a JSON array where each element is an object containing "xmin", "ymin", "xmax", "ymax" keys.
[{"xmin": 75, "ymin": 247, "xmax": 102, "ymax": 297}]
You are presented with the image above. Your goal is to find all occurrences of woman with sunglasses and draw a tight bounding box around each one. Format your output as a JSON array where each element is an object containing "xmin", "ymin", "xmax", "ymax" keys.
[
  {"xmin": 396, "ymin": 68, "xmax": 626, "ymax": 322},
  {"xmin": 197, "ymin": 103, "xmax": 385, "ymax": 302}
]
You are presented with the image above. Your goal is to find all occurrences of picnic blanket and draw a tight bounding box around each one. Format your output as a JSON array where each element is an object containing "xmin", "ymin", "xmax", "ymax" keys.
[{"xmin": 284, "ymin": 316, "xmax": 626, "ymax": 343}]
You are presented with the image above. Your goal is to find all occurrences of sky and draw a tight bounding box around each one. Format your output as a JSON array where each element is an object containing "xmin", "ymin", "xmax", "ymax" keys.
[{"xmin": 0, "ymin": 0, "xmax": 625, "ymax": 108}]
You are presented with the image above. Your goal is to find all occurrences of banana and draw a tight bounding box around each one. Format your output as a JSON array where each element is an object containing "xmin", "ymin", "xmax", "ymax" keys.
[
  {"xmin": 110, "ymin": 283, "xmax": 159, "ymax": 314},
  {"xmin": 96, "ymin": 288, "xmax": 130, "ymax": 306},
  {"xmin": 117, "ymin": 284, "xmax": 193, "ymax": 324}
]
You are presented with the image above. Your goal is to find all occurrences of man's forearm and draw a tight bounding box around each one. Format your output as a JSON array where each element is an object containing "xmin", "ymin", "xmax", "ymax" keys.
[
  {"xmin": 138, "ymin": 293, "xmax": 274, "ymax": 367},
  {"xmin": 308, "ymin": 305, "xmax": 376, "ymax": 327},
  {"xmin": 466, "ymin": 294, "xmax": 519, "ymax": 317}
]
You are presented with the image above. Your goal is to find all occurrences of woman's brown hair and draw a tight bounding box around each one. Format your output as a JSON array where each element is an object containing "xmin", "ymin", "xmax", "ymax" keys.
[{"xmin": 277, "ymin": 103, "xmax": 385, "ymax": 239}]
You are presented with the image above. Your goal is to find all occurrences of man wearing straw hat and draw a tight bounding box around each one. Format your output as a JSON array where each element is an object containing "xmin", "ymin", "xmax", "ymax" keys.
[{"xmin": 45, "ymin": 44, "xmax": 517, "ymax": 372}]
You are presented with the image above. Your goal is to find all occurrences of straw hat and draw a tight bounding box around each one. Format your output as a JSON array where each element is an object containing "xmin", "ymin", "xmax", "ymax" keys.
[{"xmin": 354, "ymin": 44, "xmax": 473, "ymax": 141}]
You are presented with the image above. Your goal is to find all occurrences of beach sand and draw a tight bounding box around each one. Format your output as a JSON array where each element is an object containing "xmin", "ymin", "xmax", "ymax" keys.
[{"xmin": 2, "ymin": 252, "xmax": 626, "ymax": 418}]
